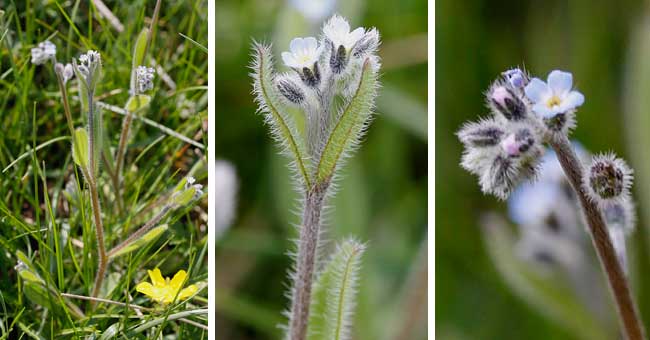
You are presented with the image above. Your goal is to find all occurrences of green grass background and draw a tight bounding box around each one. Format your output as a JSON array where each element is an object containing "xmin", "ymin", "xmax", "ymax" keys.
[
  {"xmin": 436, "ymin": 0, "xmax": 650, "ymax": 339},
  {"xmin": 0, "ymin": 0, "xmax": 208, "ymax": 338},
  {"xmin": 215, "ymin": 0, "xmax": 428, "ymax": 338}
]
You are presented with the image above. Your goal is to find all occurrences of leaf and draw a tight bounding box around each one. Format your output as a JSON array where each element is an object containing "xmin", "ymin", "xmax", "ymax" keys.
[
  {"xmin": 109, "ymin": 224, "xmax": 168, "ymax": 259},
  {"xmin": 132, "ymin": 28, "xmax": 149, "ymax": 71},
  {"xmin": 481, "ymin": 214, "xmax": 614, "ymax": 340},
  {"xmin": 315, "ymin": 60, "xmax": 378, "ymax": 184},
  {"xmin": 98, "ymin": 323, "xmax": 121, "ymax": 340},
  {"xmin": 126, "ymin": 308, "xmax": 207, "ymax": 335},
  {"xmin": 72, "ymin": 128, "xmax": 89, "ymax": 171},
  {"xmin": 125, "ymin": 94, "xmax": 151, "ymax": 113},
  {"xmin": 251, "ymin": 43, "xmax": 311, "ymax": 189},
  {"xmin": 307, "ymin": 238, "xmax": 366, "ymax": 340}
]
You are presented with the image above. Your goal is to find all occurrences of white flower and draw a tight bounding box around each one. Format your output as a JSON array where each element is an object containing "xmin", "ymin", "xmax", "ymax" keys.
[
  {"xmin": 75, "ymin": 50, "xmax": 102, "ymax": 82},
  {"xmin": 31, "ymin": 40, "xmax": 56, "ymax": 65},
  {"xmin": 289, "ymin": 0, "xmax": 336, "ymax": 22},
  {"xmin": 281, "ymin": 37, "xmax": 322, "ymax": 69},
  {"xmin": 524, "ymin": 70, "xmax": 584, "ymax": 119},
  {"xmin": 136, "ymin": 65, "xmax": 155, "ymax": 93},
  {"xmin": 323, "ymin": 15, "xmax": 365, "ymax": 51}
]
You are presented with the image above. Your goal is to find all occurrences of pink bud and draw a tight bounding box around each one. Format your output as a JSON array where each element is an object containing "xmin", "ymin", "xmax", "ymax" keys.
[
  {"xmin": 491, "ymin": 86, "xmax": 511, "ymax": 107},
  {"xmin": 500, "ymin": 134, "xmax": 520, "ymax": 156}
]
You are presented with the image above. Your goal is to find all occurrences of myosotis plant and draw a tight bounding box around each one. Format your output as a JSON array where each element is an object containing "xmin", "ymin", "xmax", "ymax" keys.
[
  {"xmin": 251, "ymin": 15, "xmax": 380, "ymax": 340},
  {"xmin": 29, "ymin": 2, "xmax": 204, "ymax": 309},
  {"xmin": 458, "ymin": 68, "xmax": 645, "ymax": 339}
]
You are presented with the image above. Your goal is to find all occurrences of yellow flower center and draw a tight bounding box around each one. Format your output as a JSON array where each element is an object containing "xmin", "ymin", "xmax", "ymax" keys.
[{"xmin": 546, "ymin": 95, "xmax": 562, "ymax": 108}]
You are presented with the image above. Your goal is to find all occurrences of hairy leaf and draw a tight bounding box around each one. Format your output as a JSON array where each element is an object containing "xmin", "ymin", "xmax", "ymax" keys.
[
  {"xmin": 130, "ymin": 28, "xmax": 150, "ymax": 92},
  {"xmin": 109, "ymin": 224, "xmax": 168, "ymax": 259},
  {"xmin": 125, "ymin": 94, "xmax": 152, "ymax": 112},
  {"xmin": 316, "ymin": 59, "xmax": 378, "ymax": 184},
  {"xmin": 307, "ymin": 238, "xmax": 365, "ymax": 340},
  {"xmin": 72, "ymin": 127, "xmax": 89, "ymax": 171},
  {"xmin": 251, "ymin": 42, "xmax": 312, "ymax": 189}
]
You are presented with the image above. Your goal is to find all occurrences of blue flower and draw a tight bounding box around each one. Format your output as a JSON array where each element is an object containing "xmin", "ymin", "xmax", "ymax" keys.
[
  {"xmin": 503, "ymin": 68, "xmax": 525, "ymax": 88},
  {"xmin": 524, "ymin": 70, "xmax": 584, "ymax": 119}
]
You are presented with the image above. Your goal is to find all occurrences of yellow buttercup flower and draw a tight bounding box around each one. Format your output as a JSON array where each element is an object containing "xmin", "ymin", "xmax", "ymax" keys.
[{"xmin": 136, "ymin": 268, "xmax": 198, "ymax": 304}]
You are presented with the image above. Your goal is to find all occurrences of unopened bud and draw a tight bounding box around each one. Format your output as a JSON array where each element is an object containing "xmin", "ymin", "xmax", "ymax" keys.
[
  {"xmin": 488, "ymin": 84, "xmax": 527, "ymax": 121},
  {"xmin": 457, "ymin": 119, "xmax": 505, "ymax": 148},
  {"xmin": 584, "ymin": 153, "xmax": 633, "ymax": 204},
  {"xmin": 276, "ymin": 76, "xmax": 305, "ymax": 105}
]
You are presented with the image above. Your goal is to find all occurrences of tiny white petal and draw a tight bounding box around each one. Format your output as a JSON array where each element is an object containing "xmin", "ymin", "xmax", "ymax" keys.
[
  {"xmin": 559, "ymin": 91, "xmax": 584, "ymax": 111},
  {"xmin": 547, "ymin": 70, "xmax": 573, "ymax": 94},
  {"xmin": 524, "ymin": 78, "xmax": 548, "ymax": 103}
]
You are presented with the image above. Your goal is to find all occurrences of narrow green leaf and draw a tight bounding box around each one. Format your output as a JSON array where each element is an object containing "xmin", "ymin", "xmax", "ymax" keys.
[
  {"xmin": 125, "ymin": 94, "xmax": 151, "ymax": 112},
  {"xmin": 109, "ymin": 224, "xmax": 168, "ymax": 259},
  {"xmin": 251, "ymin": 43, "xmax": 311, "ymax": 188},
  {"xmin": 307, "ymin": 238, "xmax": 365, "ymax": 340},
  {"xmin": 132, "ymin": 28, "xmax": 149, "ymax": 70},
  {"xmin": 72, "ymin": 128, "xmax": 89, "ymax": 171},
  {"xmin": 98, "ymin": 323, "xmax": 121, "ymax": 340},
  {"xmin": 316, "ymin": 60, "xmax": 378, "ymax": 184}
]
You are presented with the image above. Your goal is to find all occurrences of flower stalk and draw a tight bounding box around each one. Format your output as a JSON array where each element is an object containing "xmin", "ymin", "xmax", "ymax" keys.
[{"xmin": 549, "ymin": 135, "xmax": 646, "ymax": 340}]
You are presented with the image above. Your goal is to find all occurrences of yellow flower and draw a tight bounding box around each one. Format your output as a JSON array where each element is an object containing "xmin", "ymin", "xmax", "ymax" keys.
[{"xmin": 136, "ymin": 268, "xmax": 198, "ymax": 304}]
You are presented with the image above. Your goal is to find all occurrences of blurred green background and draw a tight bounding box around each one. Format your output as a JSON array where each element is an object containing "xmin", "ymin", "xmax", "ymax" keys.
[
  {"xmin": 437, "ymin": 0, "xmax": 650, "ymax": 339},
  {"xmin": 215, "ymin": 0, "xmax": 427, "ymax": 338}
]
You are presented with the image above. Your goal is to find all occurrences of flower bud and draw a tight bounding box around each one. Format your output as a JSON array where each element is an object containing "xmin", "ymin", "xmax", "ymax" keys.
[
  {"xmin": 488, "ymin": 84, "xmax": 527, "ymax": 121},
  {"xmin": 456, "ymin": 119, "xmax": 505, "ymax": 148},
  {"xmin": 298, "ymin": 63, "xmax": 321, "ymax": 87},
  {"xmin": 276, "ymin": 75, "xmax": 305, "ymax": 105},
  {"xmin": 584, "ymin": 153, "xmax": 633, "ymax": 204},
  {"xmin": 503, "ymin": 68, "xmax": 526, "ymax": 88},
  {"xmin": 329, "ymin": 43, "xmax": 348, "ymax": 74},
  {"xmin": 500, "ymin": 128, "xmax": 535, "ymax": 157}
]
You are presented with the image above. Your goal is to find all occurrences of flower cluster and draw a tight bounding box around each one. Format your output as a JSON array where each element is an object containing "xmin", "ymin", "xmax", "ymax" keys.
[
  {"xmin": 30, "ymin": 40, "xmax": 56, "ymax": 65},
  {"xmin": 458, "ymin": 68, "xmax": 586, "ymax": 199},
  {"xmin": 271, "ymin": 15, "xmax": 380, "ymax": 158},
  {"xmin": 136, "ymin": 65, "xmax": 155, "ymax": 93},
  {"xmin": 73, "ymin": 50, "xmax": 102, "ymax": 92}
]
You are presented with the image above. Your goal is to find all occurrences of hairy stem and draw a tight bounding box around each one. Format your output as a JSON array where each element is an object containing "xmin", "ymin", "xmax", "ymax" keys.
[
  {"xmin": 88, "ymin": 174, "xmax": 108, "ymax": 302},
  {"xmin": 55, "ymin": 73, "xmax": 75, "ymax": 138},
  {"xmin": 549, "ymin": 135, "xmax": 646, "ymax": 340},
  {"xmin": 289, "ymin": 185, "xmax": 327, "ymax": 340},
  {"xmin": 107, "ymin": 204, "xmax": 171, "ymax": 258}
]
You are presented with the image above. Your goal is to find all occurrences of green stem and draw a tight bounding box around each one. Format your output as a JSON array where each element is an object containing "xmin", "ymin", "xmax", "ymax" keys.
[{"xmin": 107, "ymin": 204, "xmax": 171, "ymax": 258}]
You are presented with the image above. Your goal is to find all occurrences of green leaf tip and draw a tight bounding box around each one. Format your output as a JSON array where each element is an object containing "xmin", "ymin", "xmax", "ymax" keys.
[
  {"xmin": 251, "ymin": 42, "xmax": 312, "ymax": 189},
  {"xmin": 109, "ymin": 224, "xmax": 168, "ymax": 259},
  {"xmin": 307, "ymin": 238, "xmax": 366, "ymax": 340},
  {"xmin": 125, "ymin": 94, "xmax": 152, "ymax": 112},
  {"xmin": 316, "ymin": 59, "xmax": 379, "ymax": 184}
]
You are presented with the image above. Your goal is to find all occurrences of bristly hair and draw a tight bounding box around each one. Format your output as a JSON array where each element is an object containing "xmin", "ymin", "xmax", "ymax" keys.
[
  {"xmin": 306, "ymin": 238, "xmax": 366, "ymax": 340},
  {"xmin": 249, "ymin": 41, "xmax": 313, "ymax": 191}
]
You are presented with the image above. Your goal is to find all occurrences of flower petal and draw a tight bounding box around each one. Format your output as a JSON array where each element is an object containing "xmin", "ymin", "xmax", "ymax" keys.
[
  {"xmin": 289, "ymin": 38, "xmax": 305, "ymax": 53},
  {"xmin": 281, "ymin": 52, "xmax": 296, "ymax": 68},
  {"xmin": 349, "ymin": 27, "xmax": 365, "ymax": 45},
  {"xmin": 179, "ymin": 284, "xmax": 199, "ymax": 300},
  {"xmin": 303, "ymin": 37, "xmax": 318, "ymax": 51},
  {"xmin": 532, "ymin": 103, "xmax": 555, "ymax": 118},
  {"xmin": 136, "ymin": 282, "xmax": 155, "ymax": 296},
  {"xmin": 547, "ymin": 70, "xmax": 573, "ymax": 94},
  {"xmin": 524, "ymin": 78, "xmax": 548, "ymax": 103},
  {"xmin": 559, "ymin": 91, "xmax": 584, "ymax": 111},
  {"xmin": 170, "ymin": 270, "xmax": 187, "ymax": 289},
  {"xmin": 148, "ymin": 268, "xmax": 165, "ymax": 287}
]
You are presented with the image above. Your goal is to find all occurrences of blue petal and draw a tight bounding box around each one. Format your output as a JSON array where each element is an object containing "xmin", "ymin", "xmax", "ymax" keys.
[
  {"xmin": 524, "ymin": 78, "xmax": 547, "ymax": 103},
  {"xmin": 532, "ymin": 103, "xmax": 555, "ymax": 118},
  {"xmin": 547, "ymin": 70, "xmax": 573, "ymax": 94},
  {"xmin": 560, "ymin": 91, "xmax": 585, "ymax": 111}
]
